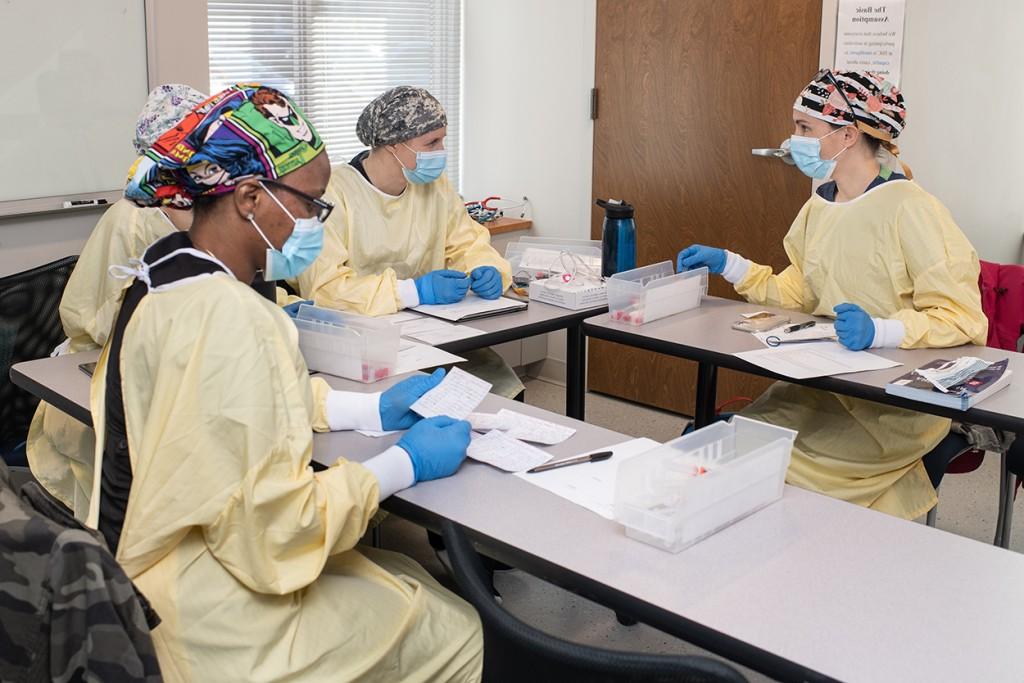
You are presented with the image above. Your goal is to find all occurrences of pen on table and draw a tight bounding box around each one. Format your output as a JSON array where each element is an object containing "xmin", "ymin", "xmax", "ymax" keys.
[
  {"xmin": 527, "ymin": 450, "xmax": 613, "ymax": 474},
  {"xmin": 784, "ymin": 321, "xmax": 815, "ymax": 334}
]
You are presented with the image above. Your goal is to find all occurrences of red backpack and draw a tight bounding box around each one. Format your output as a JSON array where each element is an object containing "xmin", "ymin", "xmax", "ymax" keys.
[{"xmin": 979, "ymin": 260, "xmax": 1024, "ymax": 352}]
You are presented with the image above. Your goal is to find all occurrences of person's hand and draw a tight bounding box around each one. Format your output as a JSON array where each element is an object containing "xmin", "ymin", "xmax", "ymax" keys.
[
  {"xmin": 676, "ymin": 245, "xmax": 727, "ymax": 274},
  {"xmin": 469, "ymin": 266, "xmax": 503, "ymax": 299},
  {"xmin": 833, "ymin": 303, "xmax": 875, "ymax": 350},
  {"xmin": 415, "ymin": 269, "xmax": 470, "ymax": 305},
  {"xmin": 282, "ymin": 299, "xmax": 314, "ymax": 318},
  {"xmin": 379, "ymin": 369, "xmax": 445, "ymax": 430},
  {"xmin": 397, "ymin": 415, "xmax": 471, "ymax": 482}
]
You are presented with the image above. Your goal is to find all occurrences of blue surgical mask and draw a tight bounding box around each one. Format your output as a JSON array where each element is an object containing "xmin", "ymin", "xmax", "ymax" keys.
[
  {"xmin": 249, "ymin": 182, "xmax": 324, "ymax": 280},
  {"xmin": 788, "ymin": 127, "xmax": 849, "ymax": 180},
  {"xmin": 394, "ymin": 143, "xmax": 447, "ymax": 184}
]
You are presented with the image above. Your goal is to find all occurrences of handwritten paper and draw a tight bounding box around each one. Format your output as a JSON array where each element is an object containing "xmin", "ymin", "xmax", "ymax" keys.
[
  {"xmin": 467, "ymin": 430, "xmax": 552, "ymax": 472},
  {"xmin": 411, "ymin": 366, "xmax": 492, "ymax": 419},
  {"xmin": 467, "ymin": 409, "xmax": 576, "ymax": 445}
]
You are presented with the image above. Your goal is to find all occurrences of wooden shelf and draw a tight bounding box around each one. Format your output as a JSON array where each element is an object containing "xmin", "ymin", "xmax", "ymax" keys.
[{"xmin": 484, "ymin": 217, "xmax": 532, "ymax": 235}]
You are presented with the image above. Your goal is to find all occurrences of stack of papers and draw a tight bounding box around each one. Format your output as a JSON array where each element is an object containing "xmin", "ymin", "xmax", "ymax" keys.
[
  {"xmin": 467, "ymin": 430, "xmax": 552, "ymax": 472},
  {"xmin": 734, "ymin": 342, "xmax": 900, "ymax": 380},
  {"xmin": 467, "ymin": 409, "xmax": 576, "ymax": 445},
  {"xmin": 411, "ymin": 367, "xmax": 492, "ymax": 419},
  {"xmin": 515, "ymin": 438, "xmax": 659, "ymax": 519}
]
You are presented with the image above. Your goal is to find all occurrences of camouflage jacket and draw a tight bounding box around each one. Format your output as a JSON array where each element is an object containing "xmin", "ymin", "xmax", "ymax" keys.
[{"xmin": 0, "ymin": 463, "xmax": 162, "ymax": 682}]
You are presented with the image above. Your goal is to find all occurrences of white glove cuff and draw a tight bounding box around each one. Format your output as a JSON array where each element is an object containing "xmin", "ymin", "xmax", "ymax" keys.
[
  {"xmin": 361, "ymin": 445, "xmax": 415, "ymax": 499},
  {"xmin": 721, "ymin": 251, "xmax": 751, "ymax": 284},
  {"xmin": 870, "ymin": 318, "xmax": 906, "ymax": 349},
  {"xmin": 397, "ymin": 279, "xmax": 420, "ymax": 309},
  {"xmin": 325, "ymin": 391, "xmax": 383, "ymax": 432}
]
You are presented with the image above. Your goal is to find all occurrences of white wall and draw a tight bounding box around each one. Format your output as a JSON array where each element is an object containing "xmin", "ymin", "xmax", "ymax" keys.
[
  {"xmin": 821, "ymin": 0, "xmax": 1024, "ymax": 264},
  {"xmin": 462, "ymin": 0, "xmax": 597, "ymax": 371},
  {"xmin": 0, "ymin": 0, "xmax": 210, "ymax": 277}
]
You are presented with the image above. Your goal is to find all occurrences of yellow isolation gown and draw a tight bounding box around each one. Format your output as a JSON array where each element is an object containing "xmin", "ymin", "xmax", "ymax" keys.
[
  {"xmin": 85, "ymin": 255, "xmax": 482, "ymax": 682},
  {"xmin": 27, "ymin": 200, "xmax": 305, "ymax": 519},
  {"xmin": 26, "ymin": 200, "xmax": 176, "ymax": 517},
  {"xmin": 295, "ymin": 164, "xmax": 523, "ymax": 397},
  {"xmin": 734, "ymin": 179, "xmax": 987, "ymax": 519}
]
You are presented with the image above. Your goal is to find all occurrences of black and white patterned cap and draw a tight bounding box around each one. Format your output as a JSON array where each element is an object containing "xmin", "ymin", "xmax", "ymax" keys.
[{"xmin": 356, "ymin": 86, "xmax": 447, "ymax": 148}]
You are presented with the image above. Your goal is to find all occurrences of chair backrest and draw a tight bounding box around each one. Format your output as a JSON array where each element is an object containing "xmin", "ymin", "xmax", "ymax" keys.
[
  {"xmin": 978, "ymin": 260, "xmax": 1024, "ymax": 352},
  {"xmin": 440, "ymin": 520, "xmax": 748, "ymax": 683},
  {"xmin": 0, "ymin": 255, "xmax": 78, "ymax": 453}
]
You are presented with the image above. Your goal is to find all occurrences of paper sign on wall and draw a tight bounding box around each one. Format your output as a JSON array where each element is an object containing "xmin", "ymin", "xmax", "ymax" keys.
[{"xmin": 834, "ymin": 0, "xmax": 906, "ymax": 86}]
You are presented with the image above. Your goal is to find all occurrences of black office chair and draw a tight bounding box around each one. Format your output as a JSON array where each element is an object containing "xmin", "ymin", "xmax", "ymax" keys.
[
  {"xmin": 0, "ymin": 255, "xmax": 78, "ymax": 464},
  {"xmin": 440, "ymin": 520, "xmax": 748, "ymax": 683}
]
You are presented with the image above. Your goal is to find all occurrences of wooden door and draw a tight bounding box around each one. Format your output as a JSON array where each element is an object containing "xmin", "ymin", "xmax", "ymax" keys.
[{"xmin": 589, "ymin": 0, "xmax": 822, "ymax": 415}]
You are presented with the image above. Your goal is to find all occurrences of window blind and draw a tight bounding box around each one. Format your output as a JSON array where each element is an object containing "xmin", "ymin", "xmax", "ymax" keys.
[{"xmin": 209, "ymin": 0, "xmax": 462, "ymax": 186}]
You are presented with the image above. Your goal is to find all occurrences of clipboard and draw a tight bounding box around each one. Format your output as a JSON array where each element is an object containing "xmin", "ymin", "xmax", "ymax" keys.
[{"xmin": 412, "ymin": 295, "xmax": 527, "ymax": 323}]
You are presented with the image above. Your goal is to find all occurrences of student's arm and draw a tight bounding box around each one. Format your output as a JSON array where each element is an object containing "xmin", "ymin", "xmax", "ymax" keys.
[
  {"xmin": 889, "ymin": 195, "xmax": 988, "ymax": 348},
  {"xmin": 295, "ymin": 202, "xmax": 406, "ymax": 315},
  {"xmin": 441, "ymin": 178, "xmax": 512, "ymax": 290},
  {"xmin": 732, "ymin": 203, "xmax": 810, "ymax": 311}
]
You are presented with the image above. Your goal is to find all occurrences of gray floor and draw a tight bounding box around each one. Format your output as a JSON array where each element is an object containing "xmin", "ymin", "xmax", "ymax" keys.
[{"xmin": 377, "ymin": 377, "xmax": 1023, "ymax": 682}]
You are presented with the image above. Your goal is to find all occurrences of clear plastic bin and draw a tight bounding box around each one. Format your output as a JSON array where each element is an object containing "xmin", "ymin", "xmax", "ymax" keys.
[
  {"xmin": 293, "ymin": 305, "xmax": 399, "ymax": 383},
  {"xmin": 614, "ymin": 416, "xmax": 796, "ymax": 552},
  {"xmin": 607, "ymin": 262, "xmax": 707, "ymax": 325}
]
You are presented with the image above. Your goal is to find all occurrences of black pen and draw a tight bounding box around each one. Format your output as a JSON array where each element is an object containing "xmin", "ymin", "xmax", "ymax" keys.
[
  {"xmin": 784, "ymin": 321, "xmax": 815, "ymax": 334},
  {"xmin": 527, "ymin": 450, "xmax": 614, "ymax": 474}
]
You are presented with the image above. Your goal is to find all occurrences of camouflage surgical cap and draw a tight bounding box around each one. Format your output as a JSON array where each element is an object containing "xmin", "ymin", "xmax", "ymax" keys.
[{"xmin": 356, "ymin": 86, "xmax": 447, "ymax": 148}]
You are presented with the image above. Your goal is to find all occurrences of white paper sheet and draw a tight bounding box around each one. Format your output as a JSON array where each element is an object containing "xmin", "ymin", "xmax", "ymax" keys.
[
  {"xmin": 400, "ymin": 318, "xmax": 486, "ymax": 345},
  {"xmin": 377, "ymin": 311, "xmax": 425, "ymax": 326},
  {"xmin": 395, "ymin": 342, "xmax": 465, "ymax": 376},
  {"xmin": 734, "ymin": 342, "xmax": 901, "ymax": 379},
  {"xmin": 467, "ymin": 409, "xmax": 576, "ymax": 445},
  {"xmin": 467, "ymin": 430, "xmax": 553, "ymax": 472},
  {"xmin": 413, "ymin": 294, "xmax": 526, "ymax": 322},
  {"xmin": 753, "ymin": 323, "xmax": 837, "ymax": 347},
  {"xmin": 411, "ymin": 366, "xmax": 492, "ymax": 419},
  {"xmin": 515, "ymin": 438, "xmax": 660, "ymax": 519}
]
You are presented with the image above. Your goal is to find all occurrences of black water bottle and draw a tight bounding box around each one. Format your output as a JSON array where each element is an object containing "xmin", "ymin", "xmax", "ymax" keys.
[{"xmin": 596, "ymin": 198, "xmax": 637, "ymax": 278}]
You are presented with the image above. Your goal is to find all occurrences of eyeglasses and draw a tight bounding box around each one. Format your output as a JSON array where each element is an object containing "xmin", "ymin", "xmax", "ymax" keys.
[
  {"xmin": 260, "ymin": 178, "xmax": 334, "ymax": 222},
  {"xmin": 813, "ymin": 68, "xmax": 856, "ymax": 123}
]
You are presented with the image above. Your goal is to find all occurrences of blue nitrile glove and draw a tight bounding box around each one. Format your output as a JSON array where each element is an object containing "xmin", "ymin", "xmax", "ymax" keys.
[
  {"xmin": 676, "ymin": 245, "xmax": 727, "ymax": 274},
  {"xmin": 396, "ymin": 415, "xmax": 472, "ymax": 482},
  {"xmin": 283, "ymin": 299, "xmax": 314, "ymax": 318},
  {"xmin": 469, "ymin": 266, "xmax": 503, "ymax": 299},
  {"xmin": 833, "ymin": 303, "xmax": 875, "ymax": 351},
  {"xmin": 414, "ymin": 269, "xmax": 470, "ymax": 305},
  {"xmin": 379, "ymin": 368, "xmax": 446, "ymax": 430}
]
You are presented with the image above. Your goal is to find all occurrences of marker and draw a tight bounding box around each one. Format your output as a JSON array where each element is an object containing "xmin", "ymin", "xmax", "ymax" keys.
[
  {"xmin": 62, "ymin": 199, "xmax": 109, "ymax": 209},
  {"xmin": 527, "ymin": 450, "xmax": 614, "ymax": 474}
]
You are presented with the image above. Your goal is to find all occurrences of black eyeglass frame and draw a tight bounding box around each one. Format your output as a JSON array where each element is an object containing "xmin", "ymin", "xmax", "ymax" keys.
[{"xmin": 259, "ymin": 178, "xmax": 334, "ymax": 222}]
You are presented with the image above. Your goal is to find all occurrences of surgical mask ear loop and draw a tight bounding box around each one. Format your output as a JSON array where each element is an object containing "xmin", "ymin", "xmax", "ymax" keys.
[{"xmin": 387, "ymin": 145, "xmax": 411, "ymax": 171}]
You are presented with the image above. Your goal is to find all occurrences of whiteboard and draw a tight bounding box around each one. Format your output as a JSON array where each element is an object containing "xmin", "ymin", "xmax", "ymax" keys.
[{"xmin": 0, "ymin": 0, "xmax": 149, "ymax": 216}]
